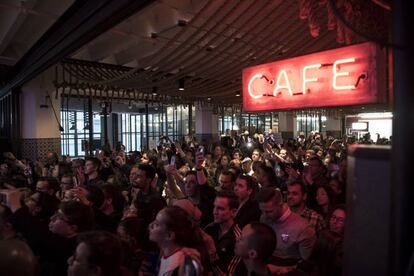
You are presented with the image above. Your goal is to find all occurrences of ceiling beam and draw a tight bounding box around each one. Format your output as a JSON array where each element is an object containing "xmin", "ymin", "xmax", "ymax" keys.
[{"xmin": 0, "ymin": 0, "xmax": 155, "ymax": 97}]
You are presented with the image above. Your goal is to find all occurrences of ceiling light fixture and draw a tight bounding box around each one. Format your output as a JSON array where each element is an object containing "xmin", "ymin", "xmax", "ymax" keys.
[
  {"xmin": 152, "ymin": 86, "xmax": 158, "ymax": 96},
  {"xmin": 178, "ymin": 78, "xmax": 185, "ymax": 91},
  {"xmin": 39, "ymin": 95, "xmax": 49, "ymax": 108},
  {"xmin": 150, "ymin": 20, "xmax": 186, "ymax": 39}
]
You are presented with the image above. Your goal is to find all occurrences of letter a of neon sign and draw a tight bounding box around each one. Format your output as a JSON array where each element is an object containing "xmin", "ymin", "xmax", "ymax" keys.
[{"xmin": 273, "ymin": 70, "xmax": 293, "ymax": 96}]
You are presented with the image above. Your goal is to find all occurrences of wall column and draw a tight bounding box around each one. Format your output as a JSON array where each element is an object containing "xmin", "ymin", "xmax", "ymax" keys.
[
  {"xmin": 195, "ymin": 104, "xmax": 219, "ymax": 143},
  {"xmin": 325, "ymin": 116, "xmax": 342, "ymax": 138},
  {"xmin": 278, "ymin": 112, "xmax": 294, "ymax": 139},
  {"xmin": 20, "ymin": 68, "xmax": 61, "ymax": 161}
]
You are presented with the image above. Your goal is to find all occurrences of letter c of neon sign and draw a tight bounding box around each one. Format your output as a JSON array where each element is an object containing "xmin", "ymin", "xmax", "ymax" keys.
[{"xmin": 248, "ymin": 74, "xmax": 264, "ymax": 99}]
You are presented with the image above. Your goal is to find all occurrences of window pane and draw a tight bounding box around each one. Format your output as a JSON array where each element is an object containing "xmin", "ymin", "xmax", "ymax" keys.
[{"xmin": 60, "ymin": 109, "xmax": 101, "ymax": 158}]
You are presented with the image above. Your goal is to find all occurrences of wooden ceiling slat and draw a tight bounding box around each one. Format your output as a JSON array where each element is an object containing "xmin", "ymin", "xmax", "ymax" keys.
[{"xmin": 154, "ymin": 0, "xmax": 278, "ymax": 87}]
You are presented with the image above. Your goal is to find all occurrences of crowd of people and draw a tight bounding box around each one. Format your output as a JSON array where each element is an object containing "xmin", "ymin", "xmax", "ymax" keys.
[{"xmin": 0, "ymin": 130, "xmax": 362, "ymax": 275}]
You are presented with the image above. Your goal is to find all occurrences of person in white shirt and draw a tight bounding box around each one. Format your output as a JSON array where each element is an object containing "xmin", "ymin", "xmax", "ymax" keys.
[{"xmin": 149, "ymin": 206, "xmax": 207, "ymax": 275}]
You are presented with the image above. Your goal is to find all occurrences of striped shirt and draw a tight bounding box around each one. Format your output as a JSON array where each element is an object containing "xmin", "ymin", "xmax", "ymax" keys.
[{"xmin": 204, "ymin": 222, "xmax": 241, "ymax": 275}]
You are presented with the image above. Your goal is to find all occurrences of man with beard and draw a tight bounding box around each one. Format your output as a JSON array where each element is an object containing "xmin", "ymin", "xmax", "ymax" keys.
[
  {"xmin": 127, "ymin": 164, "xmax": 165, "ymax": 224},
  {"xmin": 287, "ymin": 181, "xmax": 326, "ymax": 233},
  {"xmin": 257, "ymin": 188, "xmax": 316, "ymax": 267}
]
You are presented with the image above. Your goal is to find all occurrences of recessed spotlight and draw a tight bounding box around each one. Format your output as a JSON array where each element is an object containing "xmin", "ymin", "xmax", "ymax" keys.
[{"xmin": 178, "ymin": 78, "xmax": 185, "ymax": 91}]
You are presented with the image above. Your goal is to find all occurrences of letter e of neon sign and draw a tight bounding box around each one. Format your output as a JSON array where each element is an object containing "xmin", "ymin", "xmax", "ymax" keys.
[{"xmin": 333, "ymin": 58, "xmax": 356, "ymax": 90}]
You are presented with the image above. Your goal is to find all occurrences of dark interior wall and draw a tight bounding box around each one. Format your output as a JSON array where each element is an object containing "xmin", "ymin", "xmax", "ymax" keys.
[
  {"xmin": 0, "ymin": 64, "xmax": 12, "ymax": 87},
  {"xmin": 0, "ymin": 88, "xmax": 21, "ymax": 157}
]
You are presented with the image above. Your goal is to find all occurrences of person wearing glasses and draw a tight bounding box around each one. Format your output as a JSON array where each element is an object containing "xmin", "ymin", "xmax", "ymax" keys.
[
  {"xmin": 56, "ymin": 173, "xmax": 75, "ymax": 201},
  {"xmin": 45, "ymin": 201, "xmax": 95, "ymax": 275},
  {"xmin": 328, "ymin": 206, "xmax": 346, "ymax": 236},
  {"xmin": 67, "ymin": 231, "xmax": 127, "ymax": 276},
  {"xmin": 302, "ymin": 205, "xmax": 346, "ymax": 276}
]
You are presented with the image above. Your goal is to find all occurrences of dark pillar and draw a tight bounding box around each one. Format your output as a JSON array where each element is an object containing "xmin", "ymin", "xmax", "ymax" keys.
[
  {"xmin": 248, "ymin": 113, "xmax": 251, "ymax": 134},
  {"xmin": 231, "ymin": 109, "xmax": 234, "ymax": 129},
  {"xmin": 270, "ymin": 112, "xmax": 274, "ymax": 130},
  {"xmin": 391, "ymin": 1, "xmax": 414, "ymax": 275},
  {"xmin": 11, "ymin": 88, "xmax": 21, "ymax": 157},
  {"xmin": 103, "ymin": 114, "xmax": 109, "ymax": 146},
  {"xmin": 145, "ymin": 103, "xmax": 149, "ymax": 150},
  {"xmin": 103, "ymin": 108, "xmax": 108, "ymax": 148},
  {"xmin": 221, "ymin": 106, "xmax": 225, "ymax": 135},
  {"xmin": 188, "ymin": 103, "xmax": 192, "ymax": 135},
  {"xmin": 165, "ymin": 106, "xmax": 168, "ymax": 137},
  {"xmin": 112, "ymin": 113, "xmax": 119, "ymax": 146},
  {"xmin": 0, "ymin": 89, "xmax": 21, "ymax": 157},
  {"xmin": 88, "ymin": 96, "xmax": 93, "ymax": 155}
]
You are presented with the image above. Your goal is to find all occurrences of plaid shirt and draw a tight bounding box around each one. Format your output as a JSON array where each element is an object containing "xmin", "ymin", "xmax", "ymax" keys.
[{"xmin": 300, "ymin": 207, "xmax": 327, "ymax": 233}]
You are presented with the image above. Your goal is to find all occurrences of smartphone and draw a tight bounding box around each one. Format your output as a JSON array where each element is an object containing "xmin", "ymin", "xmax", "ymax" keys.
[
  {"xmin": 170, "ymin": 155, "xmax": 176, "ymax": 166},
  {"xmin": 73, "ymin": 176, "xmax": 79, "ymax": 187},
  {"xmin": 183, "ymin": 255, "xmax": 200, "ymax": 275},
  {"xmin": 198, "ymin": 145, "xmax": 204, "ymax": 155}
]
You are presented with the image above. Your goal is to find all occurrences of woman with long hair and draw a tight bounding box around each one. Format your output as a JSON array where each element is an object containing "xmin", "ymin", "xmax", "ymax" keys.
[
  {"xmin": 315, "ymin": 185, "xmax": 336, "ymax": 222},
  {"xmin": 149, "ymin": 206, "xmax": 209, "ymax": 275},
  {"xmin": 306, "ymin": 206, "xmax": 346, "ymax": 276},
  {"xmin": 118, "ymin": 217, "xmax": 158, "ymax": 275}
]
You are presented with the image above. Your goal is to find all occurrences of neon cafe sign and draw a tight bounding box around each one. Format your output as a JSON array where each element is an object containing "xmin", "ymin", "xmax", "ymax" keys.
[{"xmin": 242, "ymin": 42, "xmax": 386, "ymax": 112}]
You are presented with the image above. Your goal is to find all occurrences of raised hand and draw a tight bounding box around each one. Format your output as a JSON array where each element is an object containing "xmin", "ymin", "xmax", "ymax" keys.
[
  {"xmin": 76, "ymin": 167, "xmax": 86, "ymax": 186},
  {"xmin": 71, "ymin": 187, "xmax": 91, "ymax": 206},
  {"xmin": 195, "ymin": 151, "xmax": 205, "ymax": 169},
  {"xmin": 264, "ymin": 142, "xmax": 273, "ymax": 154},
  {"xmin": 165, "ymin": 164, "xmax": 178, "ymax": 176}
]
